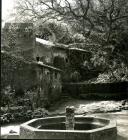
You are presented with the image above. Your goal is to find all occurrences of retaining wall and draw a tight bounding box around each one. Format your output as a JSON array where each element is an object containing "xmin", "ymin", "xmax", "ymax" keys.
[{"xmin": 62, "ymin": 81, "xmax": 128, "ymax": 99}]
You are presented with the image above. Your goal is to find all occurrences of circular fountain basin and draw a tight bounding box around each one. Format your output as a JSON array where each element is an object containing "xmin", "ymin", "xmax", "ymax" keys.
[{"xmin": 20, "ymin": 116, "xmax": 117, "ymax": 140}]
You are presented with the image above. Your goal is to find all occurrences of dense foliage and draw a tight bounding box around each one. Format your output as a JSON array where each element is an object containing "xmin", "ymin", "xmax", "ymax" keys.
[
  {"xmin": 1, "ymin": 0, "xmax": 128, "ymax": 125},
  {"xmin": 13, "ymin": 0, "xmax": 128, "ymax": 82},
  {"xmin": 1, "ymin": 51, "xmax": 37, "ymax": 94},
  {"xmin": 15, "ymin": 0, "xmax": 128, "ymax": 42}
]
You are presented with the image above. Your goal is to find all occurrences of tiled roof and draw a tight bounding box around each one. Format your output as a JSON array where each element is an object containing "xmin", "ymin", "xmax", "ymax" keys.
[
  {"xmin": 69, "ymin": 47, "xmax": 89, "ymax": 52},
  {"xmin": 36, "ymin": 38, "xmax": 55, "ymax": 46},
  {"xmin": 34, "ymin": 61, "xmax": 62, "ymax": 72},
  {"xmin": 36, "ymin": 38, "xmax": 100, "ymax": 53}
]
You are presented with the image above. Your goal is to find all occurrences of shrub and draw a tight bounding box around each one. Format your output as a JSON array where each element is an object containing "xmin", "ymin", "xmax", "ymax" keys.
[{"xmin": 70, "ymin": 71, "xmax": 81, "ymax": 82}]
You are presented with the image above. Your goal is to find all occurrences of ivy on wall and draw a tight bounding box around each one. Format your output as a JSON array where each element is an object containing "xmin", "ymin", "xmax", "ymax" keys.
[{"xmin": 1, "ymin": 51, "xmax": 37, "ymax": 92}]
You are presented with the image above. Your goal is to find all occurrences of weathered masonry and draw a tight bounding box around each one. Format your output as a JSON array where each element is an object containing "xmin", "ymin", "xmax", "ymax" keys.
[
  {"xmin": 35, "ymin": 38, "xmax": 91, "ymax": 70},
  {"xmin": 34, "ymin": 61, "xmax": 62, "ymax": 107},
  {"xmin": 35, "ymin": 37, "xmax": 92, "ymax": 82},
  {"xmin": 2, "ymin": 23, "xmax": 63, "ymax": 107},
  {"xmin": 2, "ymin": 22, "xmax": 35, "ymax": 62},
  {"xmin": 1, "ymin": 50, "xmax": 62, "ymax": 107},
  {"xmin": 35, "ymin": 37, "xmax": 68, "ymax": 67}
]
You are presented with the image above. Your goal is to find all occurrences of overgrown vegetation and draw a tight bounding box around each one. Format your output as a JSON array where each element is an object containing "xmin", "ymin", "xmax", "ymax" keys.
[
  {"xmin": 13, "ymin": 0, "xmax": 128, "ymax": 82},
  {"xmin": 0, "ymin": 84, "xmax": 49, "ymax": 125},
  {"xmin": 1, "ymin": 0, "xmax": 128, "ymax": 124}
]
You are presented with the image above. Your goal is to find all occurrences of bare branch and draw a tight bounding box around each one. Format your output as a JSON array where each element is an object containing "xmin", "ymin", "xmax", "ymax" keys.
[
  {"xmin": 83, "ymin": 0, "xmax": 90, "ymax": 18},
  {"xmin": 65, "ymin": 0, "xmax": 81, "ymax": 18}
]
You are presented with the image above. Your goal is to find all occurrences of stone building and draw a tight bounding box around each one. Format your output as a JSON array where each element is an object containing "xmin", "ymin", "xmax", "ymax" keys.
[
  {"xmin": 35, "ymin": 37, "xmax": 69, "ymax": 69},
  {"xmin": 35, "ymin": 37, "xmax": 92, "ymax": 82},
  {"xmin": 1, "ymin": 50, "xmax": 62, "ymax": 107},
  {"xmin": 33, "ymin": 38, "xmax": 63, "ymax": 107},
  {"xmin": 34, "ymin": 38, "xmax": 54, "ymax": 64},
  {"xmin": 52, "ymin": 44, "xmax": 69, "ymax": 70},
  {"xmin": 2, "ymin": 23, "xmax": 63, "ymax": 108},
  {"xmin": 34, "ymin": 61, "xmax": 62, "ymax": 107},
  {"xmin": 2, "ymin": 23, "xmax": 35, "ymax": 62}
]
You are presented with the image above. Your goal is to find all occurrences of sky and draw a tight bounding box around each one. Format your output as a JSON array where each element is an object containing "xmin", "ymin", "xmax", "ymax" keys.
[
  {"xmin": 2, "ymin": 0, "xmax": 16, "ymax": 26},
  {"xmin": 1, "ymin": 0, "xmax": 99, "ymax": 27},
  {"xmin": 1, "ymin": 0, "xmax": 72, "ymax": 26}
]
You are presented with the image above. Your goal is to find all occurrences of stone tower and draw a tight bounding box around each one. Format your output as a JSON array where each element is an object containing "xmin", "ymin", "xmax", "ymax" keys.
[{"xmin": 3, "ymin": 23, "xmax": 35, "ymax": 62}]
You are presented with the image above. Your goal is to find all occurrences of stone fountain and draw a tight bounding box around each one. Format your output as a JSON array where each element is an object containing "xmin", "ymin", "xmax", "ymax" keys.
[{"xmin": 19, "ymin": 106, "xmax": 117, "ymax": 139}]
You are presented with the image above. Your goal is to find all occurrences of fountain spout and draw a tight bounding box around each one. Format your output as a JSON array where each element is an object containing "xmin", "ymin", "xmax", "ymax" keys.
[{"xmin": 65, "ymin": 106, "xmax": 75, "ymax": 130}]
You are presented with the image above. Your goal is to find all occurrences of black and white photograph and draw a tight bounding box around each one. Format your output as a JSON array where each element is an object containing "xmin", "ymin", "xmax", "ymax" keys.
[{"xmin": 1, "ymin": 0, "xmax": 128, "ymax": 139}]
